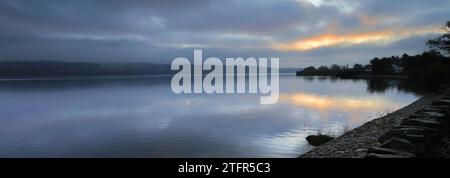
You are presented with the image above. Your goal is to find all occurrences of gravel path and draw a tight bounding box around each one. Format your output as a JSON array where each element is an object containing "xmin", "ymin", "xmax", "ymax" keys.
[{"xmin": 300, "ymin": 93, "xmax": 443, "ymax": 158}]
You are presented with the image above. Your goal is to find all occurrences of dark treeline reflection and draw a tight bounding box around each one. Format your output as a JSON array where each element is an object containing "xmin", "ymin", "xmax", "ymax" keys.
[
  {"xmin": 366, "ymin": 79, "xmax": 438, "ymax": 95},
  {"xmin": 298, "ymin": 76, "xmax": 436, "ymax": 96}
]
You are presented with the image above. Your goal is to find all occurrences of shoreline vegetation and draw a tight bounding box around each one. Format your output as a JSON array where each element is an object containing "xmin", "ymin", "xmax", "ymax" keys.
[
  {"xmin": 297, "ymin": 21, "xmax": 450, "ymax": 84},
  {"xmin": 296, "ymin": 50, "xmax": 450, "ymax": 83}
]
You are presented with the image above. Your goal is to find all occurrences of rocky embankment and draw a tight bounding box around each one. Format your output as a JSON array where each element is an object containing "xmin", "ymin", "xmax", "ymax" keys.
[{"xmin": 300, "ymin": 88, "xmax": 450, "ymax": 158}]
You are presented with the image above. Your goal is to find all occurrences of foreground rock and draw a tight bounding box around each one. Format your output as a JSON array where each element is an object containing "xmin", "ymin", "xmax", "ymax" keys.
[
  {"xmin": 300, "ymin": 89, "xmax": 450, "ymax": 158},
  {"xmin": 306, "ymin": 135, "xmax": 335, "ymax": 146},
  {"xmin": 365, "ymin": 95, "xmax": 450, "ymax": 158}
]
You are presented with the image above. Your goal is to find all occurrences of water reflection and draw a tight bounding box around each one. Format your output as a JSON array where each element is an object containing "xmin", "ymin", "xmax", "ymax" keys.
[
  {"xmin": 280, "ymin": 92, "xmax": 402, "ymax": 127},
  {"xmin": 0, "ymin": 75, "xmax": 427, "ymax": 157},
  {"xmin": 281, "ymin": 92, "xmax": 390, "ymax": 111}
]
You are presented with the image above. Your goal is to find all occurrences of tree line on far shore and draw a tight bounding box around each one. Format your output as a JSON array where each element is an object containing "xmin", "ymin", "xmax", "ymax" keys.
[
  {"xmin": 0, "ymin": 61, "xmax": 173, "ymax": 76},
  {"xmin": 297, "ymin": 20, "xmax": 450, "ymax": 83}
]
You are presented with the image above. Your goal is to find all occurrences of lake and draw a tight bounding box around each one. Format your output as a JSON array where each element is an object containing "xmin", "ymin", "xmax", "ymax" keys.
[{"xmin": 0, "ymin": 75, "xmax": 425, "ymax": 157}]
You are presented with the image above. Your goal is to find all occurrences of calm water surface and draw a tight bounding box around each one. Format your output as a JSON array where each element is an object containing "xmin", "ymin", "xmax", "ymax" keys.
[{"xmin": 0, "ymin": 75, "xmax": 424, "ymax": 157}]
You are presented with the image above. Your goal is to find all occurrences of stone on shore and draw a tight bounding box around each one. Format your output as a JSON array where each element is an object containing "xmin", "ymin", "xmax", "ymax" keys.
[
  {"xmin": 401, "ymin": 118, "xmax": 444, "ymax": 129},
  {"xmin": 306, "ymin": 135, "xmax": 335, "ymax": 146},
  {"xmin": 431, "ymin": 99, "xmax": 450, "ymax": 106},
  {"xmin": 366, "ymin": 147, "xmax": 416, "ymax": 158},
  {"xmin": 413, "ymin": 111, "xmax": 447, "ymax": 119},
  {"xmin": 301, "ymin": 91, "xmax": 450, "ymax": 158},
  {"xmin": 392, "ymin": 126, "xmax": 439, "ymax": 137},
  {"xmin": 380, "ymin": 137, "xmax": 417, "ymax": 154}
]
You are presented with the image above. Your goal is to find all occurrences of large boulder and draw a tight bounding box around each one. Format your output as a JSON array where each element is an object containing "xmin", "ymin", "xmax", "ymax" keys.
[{"xmin": 306, "ymin": 135, "xmax": 334, "ymax": 146}]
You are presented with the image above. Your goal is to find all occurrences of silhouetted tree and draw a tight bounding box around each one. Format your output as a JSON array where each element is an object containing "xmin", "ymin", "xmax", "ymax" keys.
[
  {"xmin": 427, "ymin": 21, "xmax": 450, "ymax": 55},
  {"xmin": 370, "ymin": 57, "xmax": 392, "ymax": 74},
  {"xmin": 297, "ymin": 20, "xmax": 450, "ymax": 82},
  {"xmin": 364, "ymin": 64, "xmax": 372, "ymax": 71},
  {"xmin": 353, "ymin": 64, "xmax": 364, "ymax": 71},
  {"xmin": 330, "ymin": 64, "xmax": 341, "ymax": 71},
  {"xmin": 297, "ymin": 66, "xmax": 317, "ymax": 76},
  {"xmin": 318, "ymin": 66, "xmax": 329, "ymax": 72}
]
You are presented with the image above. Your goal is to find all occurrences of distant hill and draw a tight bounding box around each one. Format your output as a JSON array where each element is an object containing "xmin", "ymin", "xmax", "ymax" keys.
[
  {"xmin": 279, "ymin": 68, "xmax": 299, "ymax": 73},
  {"xmin": 0, "ymin": 60, "xmax": 297, "ymax": 77},
  {"xmin": 0, "ymin": 61, "xmax": 173, "ymax": 77}
]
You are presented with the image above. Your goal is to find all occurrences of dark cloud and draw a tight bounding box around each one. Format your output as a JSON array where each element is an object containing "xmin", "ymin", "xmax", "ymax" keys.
[{"xmin": 0, "ymin": 0, "xmax": 448, "ymax": 67}]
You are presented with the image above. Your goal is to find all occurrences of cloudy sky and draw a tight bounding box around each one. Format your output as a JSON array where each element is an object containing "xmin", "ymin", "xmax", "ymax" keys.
[{"xmin": 0, "ymin": 0, "xmax": 449, "ymax": 67}]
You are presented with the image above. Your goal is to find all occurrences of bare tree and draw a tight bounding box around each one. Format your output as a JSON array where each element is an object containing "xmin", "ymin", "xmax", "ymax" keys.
[{"xmin": 427, "ymin": 21, "xmax": 450, "ymax": 55}]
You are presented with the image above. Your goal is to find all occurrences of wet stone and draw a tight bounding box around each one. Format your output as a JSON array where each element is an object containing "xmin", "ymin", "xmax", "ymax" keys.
[
  {"xmin": 409, "ymin": 112, "xmax": 445, "ymax": 120},
  {"xmin": 423, "ymin": 106, "xmax": 448, "ymax": 111},
  {"xmin": 408, "ymin": 116, "xmax": 447, "ymax": 124},
  {"xmin": 395, "ymin": 134, "xmax": 427, "ymax": 154},
  {"xmin": 366, "ymin": 147, "xmax": 416, "ymax": 158},
  {"xmin": 366, "ymin": 153, "xmax": 415, "ymax": 158},
  {"xmin": 379, "ymin": 132, "xmax": 393, "ymax": 143},
  {"xmin": 420, "ymin": 108, "xmax": 450, "ymax": 116},
  {"xmin": 428, "ymin": 106, "xmax": 450, "ymax": 111},
  {"xmin": 393, "ymin": 126, "xmax": 439, "ymax": 136},
  {"xmin": 380, "ymin": 137, "xmax": 417, "ymax": 154},
  {"xmin": 432, "ymin": 99, "xmax": 450, "ymax": 106},
  {"xmin": 414, "ymin": 111, "xmax": 446, "ymax": 118},
  {"xmin": 401, "ymin": 118, "xmax": 443, "ymax": 129},
  {"xmin": 355, "ymin": 148, "xmax": 368, "ymax": 152},
  {"xmin": 380, "ymin": 127, "xmax": 439, "ymax": 144},
  {"xmin": 397, "ymin": 134, "xmax": 427, "ymax": 144}
]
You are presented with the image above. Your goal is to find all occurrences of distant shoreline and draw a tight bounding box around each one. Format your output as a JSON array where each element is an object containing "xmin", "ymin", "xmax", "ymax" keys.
[
  {"xmin": 296, "ymin": 73, "xmax": 410, "ymax": 80},
  {"xmin": 0, "ymin": 74, "xmax": 174, "ymax": 81},
  {"xmin": 0, "ymin": 73, "xmax": 299, "ymax": 82}
]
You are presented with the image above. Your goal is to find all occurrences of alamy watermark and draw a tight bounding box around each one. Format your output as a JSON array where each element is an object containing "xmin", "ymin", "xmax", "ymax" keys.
[{"xmin": 170, "ymin": 49, "xmax": 279, "ymax": 104}]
